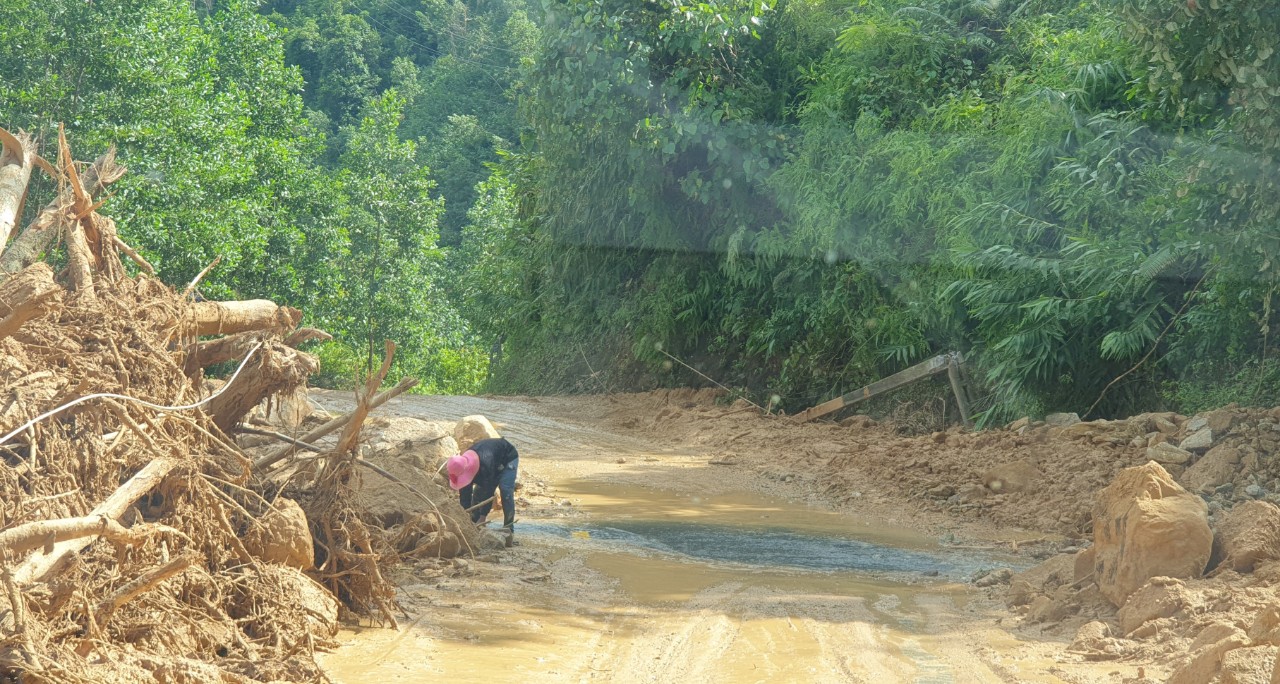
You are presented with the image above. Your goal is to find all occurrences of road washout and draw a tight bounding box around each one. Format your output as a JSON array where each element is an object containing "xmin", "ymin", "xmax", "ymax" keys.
[{"xmin": 312, "ymin": 390, "xmax": 1159, "ymax": 683}]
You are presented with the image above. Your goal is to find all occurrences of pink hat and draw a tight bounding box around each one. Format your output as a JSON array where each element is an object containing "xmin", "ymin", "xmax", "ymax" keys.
[{"xmin": 446, "ymin": 450, "xmax": 480, "ymax": 490}]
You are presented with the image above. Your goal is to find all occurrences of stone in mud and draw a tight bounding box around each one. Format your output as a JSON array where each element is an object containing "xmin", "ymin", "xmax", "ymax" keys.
[
  {"xmin": 1206, "ymin": 409, "xmax": 1238, "ymax": 434},
  {"xmin": 982, "ymin": 459, "xmax": 1043, "ymax": 493},
  {"xmin": 1006, "ymin": 417, "xmax": 1031, "ymax": 432},
  {"xmin": 1213, "ymin": 500, "xmax": 1280, "ymax": 573},
  {"xmin": 1166, "ymin": 635, "xmax": 1250, "ymax": 684},
  {"xmin": 1221, "ymin": 645, "xmax": 1277, "ymax": 684},
  {"xmin": 243, "ymin": 497, "xmax": 314, "ymax": 570},
  {"xmin": 454, "ymin": 415, "xmax": 501, "ymax": 452},
  {"xmin": 1008, "ymin": 554, "xmax": 1074, "ymax": 607},
  {"xmin": 1045, "ymin": 412, "xmax": 1081, "ymax": 427},
  {"xmin": 951, "ymin": 483, "xmax": 988, "ymax": 504},
  {"xmin": 974, "ymin": 568, "xmax": 1013, "ymax": 587},
  {"xmin": 926, "ymin": 484, "xmax": 955, "ymax": 499},
  {"xmin": 1070, "ymin": 621, "xmax": 1112, "ymax": 652},
  {"xmin": 1154, "ymin": 416, "xmax": 1180, "ymax": 435},
  {"xmin": 1183, "ymin": 445, "xmax": 1242, "ymax": 494},
  {"xmin": 1181, "ymin": 428, "xmax": 1215, "ymax": 453},
  {"xmin": 1250, "ymin": 605, "xmax": 1280, "ymax": 646},
  {"xmin": 1117, "ymin": 577, "xmax": 1190, "ymax": 634},
  {"xmin": 1093, "ymin": 462, "xmax": 1212, "ymax": 606},
  {"xmin": 1148, "ymin": 442, "xmax": 1194, "ymax": 466}
]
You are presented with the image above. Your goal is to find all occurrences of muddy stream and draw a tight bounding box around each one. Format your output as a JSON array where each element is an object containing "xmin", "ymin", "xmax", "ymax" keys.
[{"xmin": 312, "ymin": 394, "xmax": 1124, "ymax": 683}]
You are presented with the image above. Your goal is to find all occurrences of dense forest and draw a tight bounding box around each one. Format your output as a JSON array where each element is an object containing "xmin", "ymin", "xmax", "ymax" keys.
[{"xmin": 2, "ymin": 0, "xmax": 1277, "ymax": 423}]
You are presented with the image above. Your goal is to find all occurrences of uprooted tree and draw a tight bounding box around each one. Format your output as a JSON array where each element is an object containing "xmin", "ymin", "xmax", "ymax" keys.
[{"xmin": 0, "ymin": 126, "xmax": 474, "ymax": 683}]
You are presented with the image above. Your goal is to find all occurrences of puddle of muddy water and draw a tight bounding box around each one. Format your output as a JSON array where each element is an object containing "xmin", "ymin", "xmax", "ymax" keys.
[
  {"xmin": 519, "ymin": 520, "xmax": 992, "ymax": 579},
  {"xmin": 325, "ymin": 464, "xmax": 1030, "ymax": 683}
]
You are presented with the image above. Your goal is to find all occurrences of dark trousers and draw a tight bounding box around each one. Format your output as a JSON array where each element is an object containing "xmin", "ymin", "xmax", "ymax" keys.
[{"xmin": 469, "ymin": 457, "xmax": 518, "ymax": 528}]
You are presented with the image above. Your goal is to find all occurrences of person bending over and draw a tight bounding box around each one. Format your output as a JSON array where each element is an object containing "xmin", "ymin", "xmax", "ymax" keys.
[{"xmin": 447, "ymin": 437, "xmax": 519, "ymax": 545}]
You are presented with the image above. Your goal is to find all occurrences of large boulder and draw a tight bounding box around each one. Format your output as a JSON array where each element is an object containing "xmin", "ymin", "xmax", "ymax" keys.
[
  {"xmin": 1214, "ymin": 501, "xmax": 1280, "ymax": 573},
  {"xmin": 981, "ymin": 459, "xmax": 1043, "ymax": 493},
  {"xmin": 454, "ymin": 414, "xmax": 501, "ymax": 452},
  {"xmin": 243, "ymin": 497, "xmax": 314, "ymax": 570},
  {"xmin": 1092, "ymin": 461, "xmax": 1213, "ymax": 606}
]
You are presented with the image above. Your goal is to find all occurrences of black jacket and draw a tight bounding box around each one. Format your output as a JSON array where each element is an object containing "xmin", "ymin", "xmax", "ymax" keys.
[{"xmin": 459, "ymin": 437, "xmax": 519, "ymax": 524}]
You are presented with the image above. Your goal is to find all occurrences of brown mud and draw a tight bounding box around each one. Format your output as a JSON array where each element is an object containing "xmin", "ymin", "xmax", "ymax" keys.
[{"xmin": 313, "ymin": 391, "xmax": 1162, "ymax": 683}]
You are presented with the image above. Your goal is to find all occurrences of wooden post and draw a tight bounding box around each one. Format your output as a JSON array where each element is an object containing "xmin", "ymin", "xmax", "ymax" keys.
[
  {"xmin": 947, "ymin": 354, "xmax": 973, "ymax": 428},
  {"xmin": 793, "ymin": 354, "xmax": 953, "ymax": 423}
]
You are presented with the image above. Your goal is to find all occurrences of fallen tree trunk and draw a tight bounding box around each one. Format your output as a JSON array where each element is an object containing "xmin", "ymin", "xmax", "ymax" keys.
[
  {"xmin": 183, "ymin": 331, "xmax": 261, "ymax": 376},
  {"xmin": 187, "ymin": 300, "xmax": 302, "ymax": 337},
  {"xmin": 0, "ymin": 128, "xmax": 34, "ymax": 251},
  {"xmin": 0, "ymin": 263, "xmax": 61, "ymax": 339},
  {"xmin": 206, "ymin": 344, "xmax": 317, "ymax": 434},
  {"xmin": 0, "ymin": 146, "xmax": 125, "ymax": 277},
  {"xmin": 14, "ymin": 457, "xmax": 177, "ymax": 587},
  {"xmin": 253, "ymin": 377, "xmax": 418, "ymax": 471},
  {"xmin": 0, "ymin": 515, "xmax": 152, "ymax": 558}
]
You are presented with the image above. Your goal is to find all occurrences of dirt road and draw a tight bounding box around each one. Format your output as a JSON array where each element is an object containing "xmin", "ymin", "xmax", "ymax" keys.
[{"xmin": 314, "ymin": 392, "xmax": 1153, "ymax": 683}]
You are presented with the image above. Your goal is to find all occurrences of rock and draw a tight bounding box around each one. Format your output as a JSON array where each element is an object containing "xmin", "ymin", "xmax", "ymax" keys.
[
  {"xmin": 839, "ymin": 415, "xmax": 877, "ymax": 429},
  {"xmin": 1008, "ymin": 554, "xmax": 1074, "ymax": 607},
  {"xmin": 1025, "ymin": 595, "xmax": 1053, "ymax": 621},
  {"xmin": 243, "ymin": 497, "xmax": 314, "ymax": 570},
  {"xmin": 454, "ymin": 415, "xmax": 501, "ymax": 452},
  {"xmin": 975, "ymin": 568, "xmax": 1013, "ymax": 587},
  {"xmin": 1092, "ymin": 462, "xmax": 1213, "ymax": 606},
  {"xmin": 1070, "ymin": 620, "xmax": 1113, "ymax": 652},
  {"xmin": 926, "ymin": 484, "xmax": 956, "ymax": 499},
  {"xmin": 1181, "ymin": 429, "xmax": 1215, "ymax": 453},
  {"xmin": 1117, "ymin": 577, "xmax": 1190, "ymax": 634},
  {"xmin": 982, "ymin": 460, "xmax": 1043, "ymax": 493},
  {"xmin": 1148, "ymin": 433, "xmax": 1169, "ymax": 447},
  {"xmin": 1148, "ymin": 443, "xmax": 1194, "ymax": 466},
  {"xmin": 1045, "ymin": 412, "xmax": 1081, "ymax": 427},
  {"xmin": 1192, "ymin": 623, "xmax": 1248, "ymax": 651},
  {"xmin": 1007, "ymin": 417, "xmax": 1031, "ymax": 432},
  {"xmin": 1249, "ymin": 484, "xmax": 1268, "ymax": 499},
  {"xmin": 1206, "ymin": 409, "xmax": 1238, "ymax": 434},
  {"xmin": 1221, "ymin": 645, "xmax": 1277, "ymax": 684},
  {"xmin": 1214, "ymin": 500, "xmax": 1280, "ymax": 572},
  {"xmin": 953, "ymin": 483, "xmax": 988, "ymax": 503},
  {"xmin": 1187, "ymin": 416, "xmax": 1210, "ymax": 432},
  {"xmin": 1183, "ymin": 446, "xmax": 1242, "ymax": 493},
  {"xmin": 1166, "ymin": 635, "xmax": 1250, "ymax": 684},
  {"xmin": 1252, "ymin": 606, "xmax": 1280, "ymax": 646},
  {"xmin": 1074, "ymin": 546, "xmax": 1097, "ymax": 583},
  {"xmin": 1154, "ymin": 416, "xmax": 1180, "ymax": 434}
]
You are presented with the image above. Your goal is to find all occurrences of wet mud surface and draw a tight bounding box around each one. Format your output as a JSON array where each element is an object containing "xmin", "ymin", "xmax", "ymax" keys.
[{"xmin": 313, "ymin": 392, "xmax": 1151, "ymax": 683}]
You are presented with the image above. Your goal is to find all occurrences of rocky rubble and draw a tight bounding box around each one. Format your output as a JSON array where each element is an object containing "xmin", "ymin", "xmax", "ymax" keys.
[{"xmin": 991, "ymin": 404, "xmax": 1280, "ymax": 684}]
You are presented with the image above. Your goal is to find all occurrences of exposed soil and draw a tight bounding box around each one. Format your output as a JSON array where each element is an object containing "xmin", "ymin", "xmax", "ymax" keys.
[{"xmin": 309, "ymin": 389, "xmax": 1184, "ymax": 682}]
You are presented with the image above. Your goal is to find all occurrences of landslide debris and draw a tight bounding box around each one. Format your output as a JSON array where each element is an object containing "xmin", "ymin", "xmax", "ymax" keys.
[{"xmin": 0, "ymin": 128, "xmax": 482, "ymax": 683}]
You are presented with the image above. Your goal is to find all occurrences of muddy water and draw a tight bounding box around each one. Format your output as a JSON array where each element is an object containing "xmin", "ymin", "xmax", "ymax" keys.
[
  {"xmin": 313, "ymin": 393, "xmax": 1090, "ymax": 683},
  {"xmin": 323, "ymin": 476, "xmax": 1031, "ymax": 683}
]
